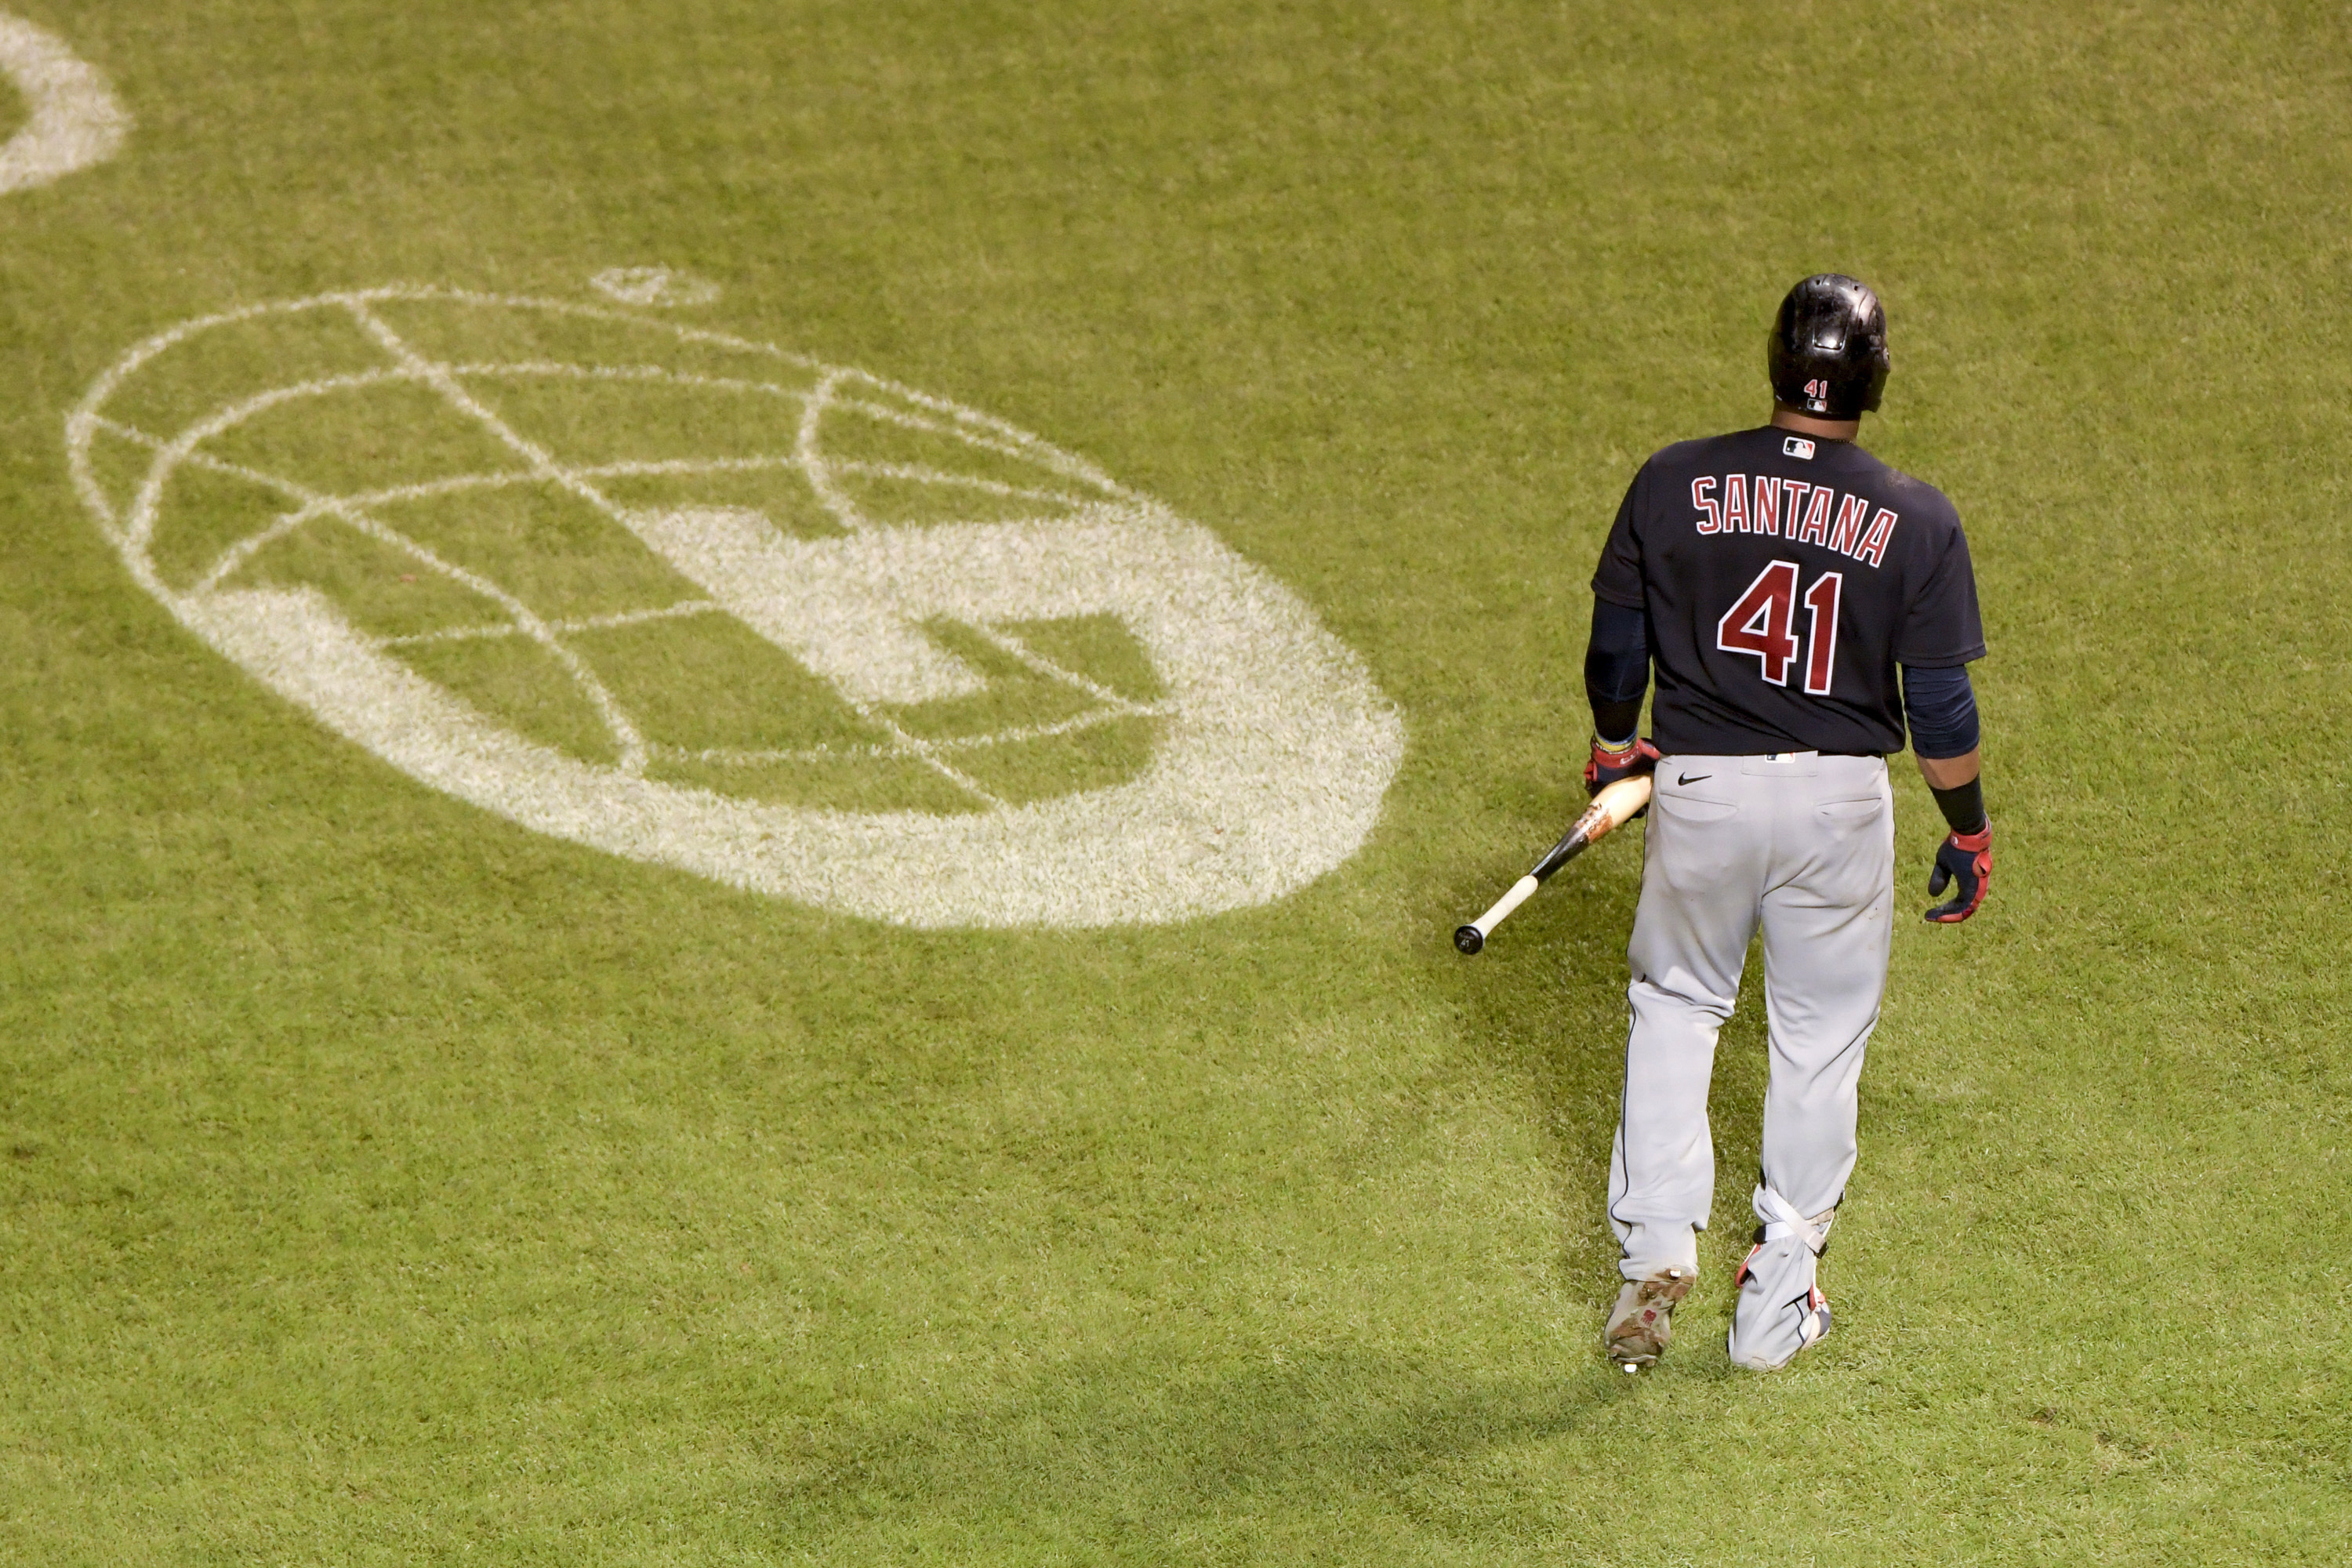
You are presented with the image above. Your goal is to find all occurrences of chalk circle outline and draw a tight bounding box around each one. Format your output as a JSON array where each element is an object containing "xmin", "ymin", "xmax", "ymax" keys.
[
  {"xmin": 0, "ymin": 12, "xmax": 130, "ymax": 195},
  {"xmin": 67, "ymin": 287, "xmax": 1406, "ymax": 929}
]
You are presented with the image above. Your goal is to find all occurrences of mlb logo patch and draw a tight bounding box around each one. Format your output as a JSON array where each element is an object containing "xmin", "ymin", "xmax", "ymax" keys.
[{"xmin": 1782, "ymin": 436, "xmax": 1817, "ymax": 459}]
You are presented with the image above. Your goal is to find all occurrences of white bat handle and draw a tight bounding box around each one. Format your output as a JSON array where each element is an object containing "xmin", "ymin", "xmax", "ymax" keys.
[{"xmin": 1469, "ymin": 875, "xmax": 1541, "ymax": 940}]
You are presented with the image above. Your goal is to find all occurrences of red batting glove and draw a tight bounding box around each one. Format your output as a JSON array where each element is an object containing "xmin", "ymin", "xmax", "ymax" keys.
[
  {"xmin": 1584, "ymin": 736, "xmax": 1661, "ymax": 815},
  {"xmin": 1924, "ymin": 824, "xmax": 1991, "ymax": 923}
]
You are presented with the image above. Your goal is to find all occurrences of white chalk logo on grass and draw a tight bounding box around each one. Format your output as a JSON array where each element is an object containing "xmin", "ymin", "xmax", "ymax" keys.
[
  {"xmin": 589, "ymin": 267, "xmax": 720, "ymax": 307},
  {"xmin": 68, "ymin": 287, "xmax": 1403, "ymax": 927},
  {"xmin": 0, "ymin": 12, "xmax": 130, "ymax": 195}
]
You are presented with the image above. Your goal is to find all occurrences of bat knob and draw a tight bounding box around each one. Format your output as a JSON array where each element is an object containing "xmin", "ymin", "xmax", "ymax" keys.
[{"xmin": 1454, "ymin": 925, "xmax": 1485, "ymax": 956}]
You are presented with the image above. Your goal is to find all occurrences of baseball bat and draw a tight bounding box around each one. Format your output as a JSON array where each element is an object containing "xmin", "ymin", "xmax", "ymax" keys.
[{"xmin": 1454, "ymin": 774, "xmax": 1653, "ymax": 955}]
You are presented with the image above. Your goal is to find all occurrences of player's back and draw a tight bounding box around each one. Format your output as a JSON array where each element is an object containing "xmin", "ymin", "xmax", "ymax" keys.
[{"xmin": 1590, "ymin": 426, "xmax": 1983, "ymax": 758}]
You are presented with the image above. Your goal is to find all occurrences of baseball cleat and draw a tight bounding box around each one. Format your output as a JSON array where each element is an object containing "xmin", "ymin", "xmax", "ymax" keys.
[
  {"xmin": 1727, "ymin": 1245, "xmax": 1832, "ymax": 1370},
  {"xmin": 1727, "ymin": 1189, "xmax": 1837, "ymax": 1370},
  {"xmin": 1604, "ymin": 1266, "xmax": 1693, "ymax": 1369}
]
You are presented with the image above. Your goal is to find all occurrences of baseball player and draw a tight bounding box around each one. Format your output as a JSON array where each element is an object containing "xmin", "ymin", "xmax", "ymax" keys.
[{"xmin": 1582, "ymin": 274, "xmax": 1991, "ymax": 1371}]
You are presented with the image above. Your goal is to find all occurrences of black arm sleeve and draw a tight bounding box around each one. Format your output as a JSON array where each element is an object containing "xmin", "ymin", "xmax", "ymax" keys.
[
  {"xmin": 1929, "ymin": 777, "xmax": 1989, "ymax": 835},
  {"xmin": 1584, "ymin": 597, "xmax": 1650, "ymax": 742},
  {"xmin": 1902, "ymin": 662, "xmax": 1979, "ymax": 760}
]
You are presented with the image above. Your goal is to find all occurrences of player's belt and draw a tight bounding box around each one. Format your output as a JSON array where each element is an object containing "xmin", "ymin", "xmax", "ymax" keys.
[{"xmin": 1740, "ymin": 751, "xmax": 1882, "ymax": 760}]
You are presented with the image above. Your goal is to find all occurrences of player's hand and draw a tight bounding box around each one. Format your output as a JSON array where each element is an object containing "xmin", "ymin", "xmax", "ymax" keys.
[
  {"xmin": 1584, "ymin": 736, "xmax": 1661, "ymax": 815},
  {"xmin": 1924, "ymin": 824, "xmax": 1991, "ymax": 923}
]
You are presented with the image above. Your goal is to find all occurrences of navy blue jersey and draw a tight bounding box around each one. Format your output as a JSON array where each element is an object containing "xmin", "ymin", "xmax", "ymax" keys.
[{"xmin": 1591, "ymin": 426, "xmax": 1985, "ymax": 757}]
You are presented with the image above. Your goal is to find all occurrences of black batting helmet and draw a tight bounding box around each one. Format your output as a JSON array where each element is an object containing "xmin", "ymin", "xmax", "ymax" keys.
[{"xmin": 1768, "ymin": 274, "xmax": 1890, "ymax": 419}]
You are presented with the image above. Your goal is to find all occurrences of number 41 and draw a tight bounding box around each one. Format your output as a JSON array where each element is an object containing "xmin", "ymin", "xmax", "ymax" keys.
[{"xmin": 1717, "ymin": 559, "xmax": 1841, "ymax": 695}]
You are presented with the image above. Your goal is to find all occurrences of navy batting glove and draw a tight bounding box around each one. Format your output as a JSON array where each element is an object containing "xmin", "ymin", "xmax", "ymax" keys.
[
  {"xmin": 1584, "ymin": 735, "xmax": 1661, "ymax": 816},
  {"xmin": 1925, "ymin": 825, "xmax": 1991, "ymax": 923}
]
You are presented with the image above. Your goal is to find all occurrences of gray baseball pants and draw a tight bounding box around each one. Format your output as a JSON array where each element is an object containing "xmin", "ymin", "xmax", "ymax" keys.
[{"xmin": 1608, "ymin": 752, "xmax": 1894, "ymax": 1281}]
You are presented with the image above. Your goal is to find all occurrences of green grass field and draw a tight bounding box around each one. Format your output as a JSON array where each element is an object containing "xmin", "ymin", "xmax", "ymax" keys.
[{"xmin": 5, "ymin": 2, "xmax": 2350, "ymax": 1561}]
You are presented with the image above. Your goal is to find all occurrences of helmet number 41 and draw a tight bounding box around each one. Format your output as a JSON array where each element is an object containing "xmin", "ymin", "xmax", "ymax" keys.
[{"xmin": 1716, "ymin": 559, "xmax": 1842, "ymax": 695}]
